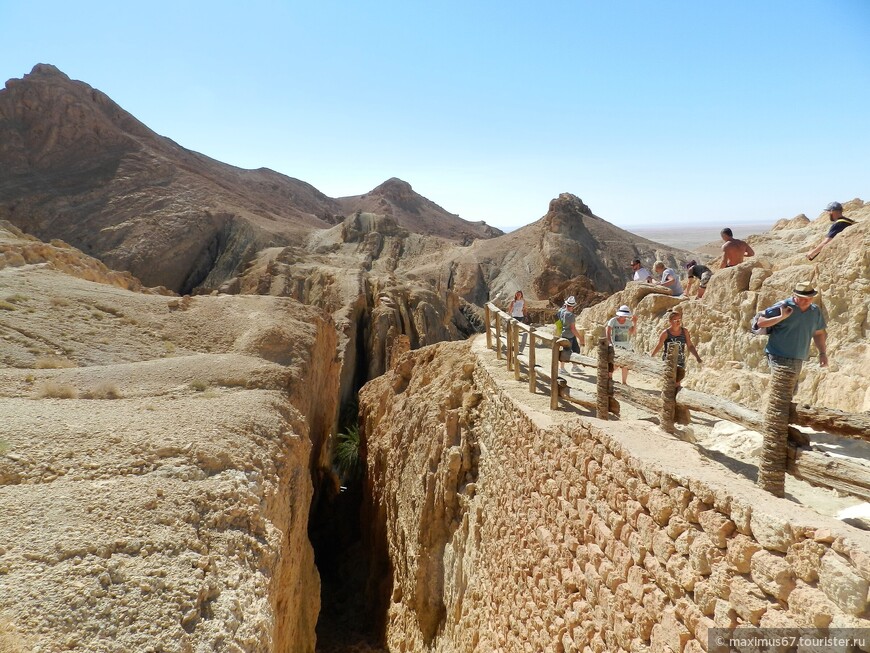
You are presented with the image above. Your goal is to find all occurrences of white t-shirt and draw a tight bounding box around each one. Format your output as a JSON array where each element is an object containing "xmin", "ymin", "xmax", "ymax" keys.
[
  {"xmin": 633, "ymin": 267, "xmax": 652, "ymax": 282},
  {"xmin": 510, "ymin": 299, "xmax": 525, "ymax": 318}
]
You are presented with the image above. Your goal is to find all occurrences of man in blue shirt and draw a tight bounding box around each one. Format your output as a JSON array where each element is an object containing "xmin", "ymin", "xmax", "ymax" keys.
[{"xmin": 757, "ymin": 281, "xmax": 828, "ymax": 396}]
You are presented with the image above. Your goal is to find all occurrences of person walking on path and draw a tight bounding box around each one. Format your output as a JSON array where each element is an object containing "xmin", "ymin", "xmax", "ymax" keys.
[
  {"xmin": 630, "ymin": 259, "xmax": 653, "ymax": 283},
  {"xmin": 605, "ymin": 304, "xmax": 636, "ymax": 385},
  {"xmin": 650, "ymin": 311, "xmax": 702, "ymax": 391},
  {"xmin": 685, "ymin": 260, "xmax": 713, "ymax": 299},
  {"xmin": 806, "ymin": 201, "xmax": 856, "ymax": 261},
  {"xmin": 509, "ymin": 290, "xmax": 530, "ymax": 352},
  {"xmin": 756, "ymin": 281, "xmax": 827, "ymax": 396},
  {"xmin": 557, "ymin": 296, "xmax": 585, "ymax": 374},
  {"xmin": 653, "ymin": 261, "xmax": 684, "ymax": 296},
  {"xmin": 720, "ymin": 228, "xmax": 755, "ymax": 268}
]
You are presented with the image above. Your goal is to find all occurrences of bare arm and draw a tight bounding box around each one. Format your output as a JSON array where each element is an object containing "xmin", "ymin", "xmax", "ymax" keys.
[
  {"xmin": 744, "ymin": 242, "xmax": 755, "ymax": 257},
  {"xmin": 605, "ymin": 324, "xmax": 613, "ymax": 346},
  {"xmin": 757, "ymin": 305, "xmax": 793, "ymax": 329},
  {"xmin": 650, "ymin": 330, "xmax": 667, "ymax": 357},
  {"xmin": 721, "ymin": 243, "xmax": 729, "ymax": 268},
  {"xmin": 813, "ymin": 330, "xmax": 828, "ymax": 367},
  {"xmin": 684, "ymin": 329, "xmax": 702, "ymax": 363},
  {"xmin": 571, "ymin": 322, "xmax": 585, "ymax": 346}
]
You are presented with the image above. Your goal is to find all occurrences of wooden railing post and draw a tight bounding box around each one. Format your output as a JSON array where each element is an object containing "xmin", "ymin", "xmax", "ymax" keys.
[
  {"xmin": 528, "ymin": 329, "xmax": 537, "ymax": 393},
  {"xmin": 485, "ymin": 304, "xmax": 492, "ymax": 350},
  {"xmin": 550, "ymin": 338, "xmax": 562, "ymax": 410},
  {"xmin": 596, "ymin": 338, "xmax": 612, "ymax": 420},
  {"xmin": 758, "ymin": 365, "xmax": 796, "ymax": 497},
  {"xmin": 660, "ymin": 345, "xmax": 678, "ymax": 433},
  {"xmin": 497, "ymin": 312, "xmax": 502, "ymax": 357},
  {"xmin": 513, "ymin": 322, "xmax": 521, "ymax": 381},
  {"xmin": 506, "ymin": 320, "xmax": 514, "ymax": 370}
]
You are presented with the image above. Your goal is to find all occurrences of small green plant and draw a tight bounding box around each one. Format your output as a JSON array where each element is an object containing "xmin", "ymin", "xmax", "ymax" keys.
[
  {"xmin": 333, "ymin": 424, "xmax": 362, "ymax": 482},
  {"xmin": 0, "ymin": 301, "xmax": 16, "ymax": 311},
  {"xmin": 189, "ymin": 379, "xmax": 209, "ymax": 392},
  {"xmin": 4, "ymin": 294, "xmax": 28, "ymax": 304},
  {"xmin": 0, "ymin": 440, "xmax": 9, "ymax": 456}
]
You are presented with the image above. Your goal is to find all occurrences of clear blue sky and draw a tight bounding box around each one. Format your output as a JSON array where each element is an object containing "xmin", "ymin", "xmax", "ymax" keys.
[{"xmin": 2, "ymin": 0, "xmax": 868, "ymax": 231}]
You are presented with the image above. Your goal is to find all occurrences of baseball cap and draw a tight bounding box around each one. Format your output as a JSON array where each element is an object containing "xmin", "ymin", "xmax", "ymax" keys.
[
  {"xmin": 825, "ymin": 201, "xmax": 843, "ymax": 212},
  {"xmin": 616, "ymin": 305, "xmax": 632, "ymax": 317},
  {"xmin": 793, "ymin": 281, "xmax": 818, "ymax": 297},
  {"xmin": 564, "ymin": 296, "xmax": 577, "ymax": 306}
]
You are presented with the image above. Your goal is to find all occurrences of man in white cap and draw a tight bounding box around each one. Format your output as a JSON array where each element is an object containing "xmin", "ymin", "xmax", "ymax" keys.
[
  {"xmin": 557, "ymin": 296, "xmax": 585, "ymax": 374},
  {"xmin": 756, "ymin": 281, "xmax": 828, "ymax": 396},
  {"xmin": 605, "ymin": 304, "xmax": 636, "ymax": 384}
]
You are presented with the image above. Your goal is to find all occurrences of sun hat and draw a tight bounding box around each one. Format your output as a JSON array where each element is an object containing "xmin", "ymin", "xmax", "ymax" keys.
[
  {"xmin": 685, "ymin": 260, "xmax": 697, "ymax": 269},
  {"xmin": 825, "ymin": 201, "xmax": 843, "ymax": 212},
  {"xmin": 616, "ymin": 305, "xmax": 631, "ymax": 317},
  {"xmin": 793, "ymin": 281, "xmax": 818, "ymax": 297},
  {"xmin": 564, "ymin": 296, "xmax": 577, "ymax": 306}
]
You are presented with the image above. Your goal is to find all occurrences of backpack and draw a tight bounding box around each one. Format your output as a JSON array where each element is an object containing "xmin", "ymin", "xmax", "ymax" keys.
[
  {"xmin": 750, "ymin": 300, "xmax": 787, "ymax": 336},
  {"xmin": 554, "ymin": 309, "xmax": 563, "ymax": 336}
]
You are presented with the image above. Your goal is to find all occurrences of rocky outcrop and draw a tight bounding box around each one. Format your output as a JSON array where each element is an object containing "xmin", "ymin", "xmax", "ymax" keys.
[
  {"xmin": 359, "ymin": 339, "xmax": 870, "ymax": 652},
  {"xmin": 0, "ymin": 235, "xmax": 341, "ymax": 652},
  {"xmin": 337, "ymin": 178, "xmax": 502, "ymax": 244},
  {"xmin": 419, "ymin": 193, "xmax": 690, "ymax": 310}
]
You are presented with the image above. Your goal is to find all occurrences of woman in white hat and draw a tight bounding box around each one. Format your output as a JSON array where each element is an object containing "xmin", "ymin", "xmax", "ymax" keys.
[{"xmin": 605, "ymin": 305, "xmax": 636, "ymax": 384}]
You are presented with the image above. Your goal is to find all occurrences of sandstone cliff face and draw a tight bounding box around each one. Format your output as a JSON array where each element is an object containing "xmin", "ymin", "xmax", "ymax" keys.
[
  {"xmin": 359, "ymin": 339, "xmax": 870, "ymax": 652},
  {"xmin": 575, "ymin": 199, "xmax": 869, "ymax": 412},
  {"xmin": 0, "ymin": 230, "xmax": 340, "ymax": 652},
  {"xmin": 421, "ymin": 193, "xmax": 690, "ymax": 309}
]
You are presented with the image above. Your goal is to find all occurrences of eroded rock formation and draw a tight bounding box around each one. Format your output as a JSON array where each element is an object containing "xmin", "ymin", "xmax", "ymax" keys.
[{"xmin": 0, "ymin": 224, "xmax": 340, "ymax": 652}]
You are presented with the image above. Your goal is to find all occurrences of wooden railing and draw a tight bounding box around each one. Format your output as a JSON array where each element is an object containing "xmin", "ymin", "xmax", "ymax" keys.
[{"xmin": 484, "ymin": 302, "xmax": 870, "ymax": 502}]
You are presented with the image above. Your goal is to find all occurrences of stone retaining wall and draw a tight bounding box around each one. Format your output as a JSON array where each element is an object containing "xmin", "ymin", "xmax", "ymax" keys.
[{"xmin": 360, "ymin": 340, "xmax": 870, "ymax": 652}]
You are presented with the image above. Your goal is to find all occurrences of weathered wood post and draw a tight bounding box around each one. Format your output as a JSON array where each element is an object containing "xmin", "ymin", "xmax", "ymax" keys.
[
  {"xmin": 485, "ymin": 303, "xmax": 492, "ymax": 350},
  {"xmin": 506, "ymin": 319, "xmax": 513, "ymax": 371},
  {"xmin": 596, "ymin": 337, "xmax": 612, "ymax": 420},
  {"xmin": 660, "ymin": 345, "xmax": 678, "ymax": 433},
  {"xmin": 513, "ymin": 321, "xmax": 522, "ymax": 381},
  {"xmin": 758, "ymin": 365, "xmax": 796, "ymax": 497},
  {"xmin": 550, "ymin": 338, "xmax": 562, "ymax": 410},
  {"xmin": 528, "ymin": 329, "xmax": 537, "ymax": 393},
  {"xmin": 495, "ymin": 313, "xmax": 502, "ymax": 360}
]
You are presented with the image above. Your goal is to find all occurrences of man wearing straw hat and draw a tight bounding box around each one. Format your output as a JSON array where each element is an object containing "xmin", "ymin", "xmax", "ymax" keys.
[{"xmin": 756, "ymin": 281, "xmax": 828, "ymax": 396}]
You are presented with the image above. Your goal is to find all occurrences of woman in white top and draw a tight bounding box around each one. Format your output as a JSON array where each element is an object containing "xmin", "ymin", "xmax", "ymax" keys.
[
  {"xmin": 509, "ymin": 290, "xmax": 528, "ymax": 323},
  {"xmin": 508, "ymin": 290, "xmax": 530, "ymax": 353}
]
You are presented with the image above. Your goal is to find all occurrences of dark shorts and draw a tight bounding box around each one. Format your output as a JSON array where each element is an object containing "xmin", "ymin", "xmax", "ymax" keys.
[
  {"xmin": 827, "ymin": 221, "xmax": 854, "ymax": 239},
  {"xmin": 699, "ymin": 271, "xmax": 713, "ymax": 288}
]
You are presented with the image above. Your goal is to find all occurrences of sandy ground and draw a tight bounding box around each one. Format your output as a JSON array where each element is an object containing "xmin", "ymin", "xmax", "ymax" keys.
[{"xmin": 479, "ymin": 331, "xmax": 870, "ymax": 526}]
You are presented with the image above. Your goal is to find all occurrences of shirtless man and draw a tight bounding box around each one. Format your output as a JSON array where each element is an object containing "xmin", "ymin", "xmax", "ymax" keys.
[{"xmin": 720, "ymin": 228, "xmax": 755, "ymax": 268}]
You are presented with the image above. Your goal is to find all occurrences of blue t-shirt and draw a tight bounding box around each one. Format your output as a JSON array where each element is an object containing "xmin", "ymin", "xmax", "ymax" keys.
[{"xmin": 765, "ymin": 299, "xmax": 826, "ymax": 360}]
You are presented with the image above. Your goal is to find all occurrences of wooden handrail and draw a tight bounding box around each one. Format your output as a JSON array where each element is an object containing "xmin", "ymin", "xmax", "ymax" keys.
[{"xmin": 483, "ymin": 301, "xmax": 867, "ymax": 441}]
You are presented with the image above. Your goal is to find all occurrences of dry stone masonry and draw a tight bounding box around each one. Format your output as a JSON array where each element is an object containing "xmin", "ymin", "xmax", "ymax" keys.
[{"xmin": 360, "ymin": 339, "xmax": 870, "ymax": 653}]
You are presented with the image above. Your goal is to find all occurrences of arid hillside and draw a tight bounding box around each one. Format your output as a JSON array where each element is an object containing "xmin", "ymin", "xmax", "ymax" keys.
[
  {"xmin": 0, "ymin": 66, "xmax": 500, "ymax": 294},
  {"xmin": 1, "ymin": 64, "xmax": 695, "ymax": 307}
]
